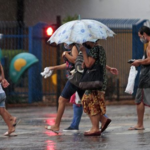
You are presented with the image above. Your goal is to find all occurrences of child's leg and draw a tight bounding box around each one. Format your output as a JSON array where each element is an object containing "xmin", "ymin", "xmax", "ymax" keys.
[
  {"xmin": 70, "ymin": 104, "xmax": 83, "ymax": 129},
  {"xmin": 3, "ymin": 108, "xmax": 16, "ymax": 125},
  {"xmin": 0, "ymin": 107, "xmax": 15, "ymax": 134}
]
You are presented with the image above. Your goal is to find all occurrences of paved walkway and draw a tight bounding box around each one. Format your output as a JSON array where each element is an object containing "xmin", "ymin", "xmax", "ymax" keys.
[{"xmin": 0, "ymin": 105, "xmax": 150, "ymax": 150}]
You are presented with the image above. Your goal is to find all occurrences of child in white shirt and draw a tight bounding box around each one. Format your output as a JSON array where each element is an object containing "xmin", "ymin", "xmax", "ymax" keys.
[{"xmin": 0, "ymin": 64, "xmax": 17, "ymax": 136}]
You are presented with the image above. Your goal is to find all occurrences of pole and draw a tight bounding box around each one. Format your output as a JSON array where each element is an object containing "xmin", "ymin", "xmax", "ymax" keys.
[
  {"xmin": 116, "ymin": 78, "xmax": 120, "ymax": 101},
  {"xmin": 56, "ymin": 16, "xmax": 61, "ymax": 111}
]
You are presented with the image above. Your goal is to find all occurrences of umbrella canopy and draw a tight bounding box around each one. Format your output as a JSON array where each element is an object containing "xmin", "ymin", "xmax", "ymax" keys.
[{"xmin": 48, "ymin": 19, "xmax": 115, "ymax": 44}]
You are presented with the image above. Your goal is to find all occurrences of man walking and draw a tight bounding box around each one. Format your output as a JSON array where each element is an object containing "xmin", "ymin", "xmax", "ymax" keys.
[{"xmin": 129, "ymin": 26, "xmax": 150, "ymax": 130}]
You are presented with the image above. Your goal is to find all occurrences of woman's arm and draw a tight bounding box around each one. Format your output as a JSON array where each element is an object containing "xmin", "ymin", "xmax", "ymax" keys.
[
  {"xmin": 48, "ymin": 63, "xmax": 66, "ymax": 71},
  {"xmin": 106, "ymin": 65, "xmax": 118, "ymax": 75},
  {"xmin": 63, "ymin": 46, "xmax": 78, "ymax": 64}
]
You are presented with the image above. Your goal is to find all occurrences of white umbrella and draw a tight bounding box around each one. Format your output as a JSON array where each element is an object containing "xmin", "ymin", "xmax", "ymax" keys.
[{"xmin": 48, "ymin": 19, "xmax": 115, "ymax": 44}]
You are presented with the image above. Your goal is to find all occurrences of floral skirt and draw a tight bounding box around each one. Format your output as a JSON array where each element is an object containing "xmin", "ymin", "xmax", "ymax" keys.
[{"xmin": 81, "ymin": 90, "xmax": 106, "ymax": 116}]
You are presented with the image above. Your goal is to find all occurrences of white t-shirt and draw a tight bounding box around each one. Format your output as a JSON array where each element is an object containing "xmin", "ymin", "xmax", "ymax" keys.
[{"xmin": 0, "ymin": 83, "xmax": 4, "ymax": 93}]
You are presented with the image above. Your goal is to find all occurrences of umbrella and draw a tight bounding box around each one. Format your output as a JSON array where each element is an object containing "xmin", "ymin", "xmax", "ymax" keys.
[{"xmin": 48, "ymin": 19, "xmax": 115, "ymax": 44}]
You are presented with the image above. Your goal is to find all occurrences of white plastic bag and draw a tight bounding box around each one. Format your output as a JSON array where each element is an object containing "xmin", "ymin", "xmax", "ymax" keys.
[
  {"xmin": 41, "ymin": 67, "xmax": 53, "ymax": 79},
  {"xmin": 125, "ymin": 66, "xmax": 138, "ymax": 94},
  {"xmin": 75, "ymin": 92, "xmax": 81, "ymax": 104}
]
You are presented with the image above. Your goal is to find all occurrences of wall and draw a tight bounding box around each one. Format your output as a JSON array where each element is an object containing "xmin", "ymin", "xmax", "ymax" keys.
[
  {"xmin": 24, "ymin": 0, "xmax": 150, "ymax": 26},
  {"xmin": 0, "ymin": 0, "xmax": 17, "ymax": 21},
  {"xmin": 0, "ymin": 0, "xmax": 149, "ymax": 26}
]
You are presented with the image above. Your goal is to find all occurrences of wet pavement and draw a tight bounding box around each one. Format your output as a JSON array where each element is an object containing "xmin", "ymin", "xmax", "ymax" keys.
[{"xmin": 0, "ymin": 105, "xmax": 150, "ymax": 150}]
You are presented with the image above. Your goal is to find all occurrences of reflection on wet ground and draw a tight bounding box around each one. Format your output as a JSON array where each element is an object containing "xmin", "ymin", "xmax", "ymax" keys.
[{"xmin": 0, "ymin": 106, "xmax": 150, "ymax": 150}]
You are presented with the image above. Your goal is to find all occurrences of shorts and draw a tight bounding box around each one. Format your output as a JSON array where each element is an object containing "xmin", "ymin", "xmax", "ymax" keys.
[
  {"xmin": 0, "ymin": 92, "xmax": 6, "ymax": 108},
  {"xmin": 61, "ymin": 80, "xmax": 85, "ymax": 100},
  {"xmin": 135, "ymin": 88, "xmax": 150, "ymax": 106}
]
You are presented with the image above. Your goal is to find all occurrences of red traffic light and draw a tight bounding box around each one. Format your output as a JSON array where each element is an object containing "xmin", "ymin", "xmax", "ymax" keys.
[{"xmin": 46, "ymin": 27, "xmax": 54, "ymax": 36}]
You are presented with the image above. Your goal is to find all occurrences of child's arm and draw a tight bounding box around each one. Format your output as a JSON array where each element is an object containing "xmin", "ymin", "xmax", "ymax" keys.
[{"xmin": 0, "ymin": 63, "xmax": 9, "ymax": 88}]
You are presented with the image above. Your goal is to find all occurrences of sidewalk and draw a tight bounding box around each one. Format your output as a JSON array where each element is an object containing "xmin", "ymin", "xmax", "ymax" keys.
[
  {"xmin": 0, "ymin": 105, "xmax": 150, "ymax": 150},
  {"xmin": 6, "ymin": 99, "xmax": 135, "ymax": 108}
]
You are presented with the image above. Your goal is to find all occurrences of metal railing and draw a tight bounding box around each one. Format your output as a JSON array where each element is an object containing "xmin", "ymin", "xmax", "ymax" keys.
[{"xmin": 0, "ymin": 20, "xmax": 145, "ymax": 103}]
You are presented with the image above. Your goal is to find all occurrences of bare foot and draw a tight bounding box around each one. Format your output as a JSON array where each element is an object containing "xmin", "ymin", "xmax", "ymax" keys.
[
  {"xmin": 84, "ymin": 129, "xmax": 101, "ymax": 136},
  {"xmin": 85, "ymin": 129, "xmax": 90, "ymax": 133},
  {"xmin": 85, "ymin": 127, "xmax": 100, "ymax": 134}
]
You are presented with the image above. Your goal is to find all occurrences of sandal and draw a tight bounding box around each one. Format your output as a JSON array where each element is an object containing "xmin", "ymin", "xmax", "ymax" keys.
[
  {"xmin": 128, "ymin": 126, "xmax": 145, "ymax": 130},
  {"xmin": 45, "ymin": 126, "xmax": 59, "ymax": 134},
  {"xmin": 13, "ymin": 119, "xmax": 21, "ymax": 127},
  {"xmin": 101, "ymin": 118, "xmax": 111, "ymax": 132},
  {"xmin": 4, "ymin": 131, "xmax": 17, "ymax": 136}
]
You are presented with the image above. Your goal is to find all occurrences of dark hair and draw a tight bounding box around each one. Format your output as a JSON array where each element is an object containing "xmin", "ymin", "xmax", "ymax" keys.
[
  {"xmin": 71, "ymin": 43, "xmax": 76, "ymax": 46},
  {"xmin": 139, "ymin": 26, "xmax": 150, "ymax": 36}
]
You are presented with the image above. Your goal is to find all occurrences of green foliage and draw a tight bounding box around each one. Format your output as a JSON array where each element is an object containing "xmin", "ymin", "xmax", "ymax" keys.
[
  {"xmin": 62, "ymin": 14, "xmax": 78, "ymax": 24},
  {"xmin": 1, "ymin": 49, "xmax": 27, "ymax": 63}
]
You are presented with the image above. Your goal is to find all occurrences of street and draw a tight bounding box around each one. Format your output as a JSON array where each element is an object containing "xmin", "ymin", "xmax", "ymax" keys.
[{"xmin": 0, "ymin": 105, "xmax": 150, "ymax": 150}]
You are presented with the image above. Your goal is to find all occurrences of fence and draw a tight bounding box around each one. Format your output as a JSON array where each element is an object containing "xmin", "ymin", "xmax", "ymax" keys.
[
  {"xmin": 0, "ymin": 19, "xmax": 146, "ymax": 104},
  {"xmin": 0, "ymin": 22, "xmax": 29, "ymax": 103}
]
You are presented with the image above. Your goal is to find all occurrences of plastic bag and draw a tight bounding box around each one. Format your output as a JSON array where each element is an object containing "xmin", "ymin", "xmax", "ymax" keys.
[
  {"xmin": 75, "ymin": 92, "xmax": 81, "ymax": 104},
  {"xmin": 70, "ymin": 93, "xmax": 75, "ymax": 104},
  {"xmin": 125, "ymin": 66, "xmax": 138, "ymax": 94},
  {"xmin": 69, "ymin": 92, "xmax": 81, "ymax": 104},
  {"xmin": 41, "ymin": 67, "xmax": 53, "ymax": 78}
]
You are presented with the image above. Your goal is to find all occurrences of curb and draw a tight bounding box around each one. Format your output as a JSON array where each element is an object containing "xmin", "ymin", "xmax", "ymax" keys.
[{"xmin": 6, "ymin": 100, "xmax": 135, "ymax": 108}]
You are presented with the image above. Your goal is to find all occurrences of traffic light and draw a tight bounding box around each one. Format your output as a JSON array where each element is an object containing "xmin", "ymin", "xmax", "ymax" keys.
[
  {"xmin": 43, "ymin": 25, "xmax": 56, "ymax": 45},
  {"xmin": 46, "ymin": 27, "xmax": 54, "ymax": 37}
]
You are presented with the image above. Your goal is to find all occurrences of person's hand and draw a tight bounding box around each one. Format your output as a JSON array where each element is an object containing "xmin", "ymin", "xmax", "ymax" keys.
[
  {"xmin": 2, "ymin": 79, "xmax": 10, "ymax": 88},
  {"xmin": 62, "ymin": 51, "xmax": 70, "ymax": 58},
  {"xmin": 62, "ymin": 51, "xmax": 66, "ymax": 58},
  {"xmin": 109, "ymin": 68, "xmax": 119, "ymax": 75},
  {"xmin": 79, "ymin": 44, "xmax": 86, "ymax": 51},
  {"xmin": 131, "ymin": 60, "xmax": 140, "ymax": 67}
]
